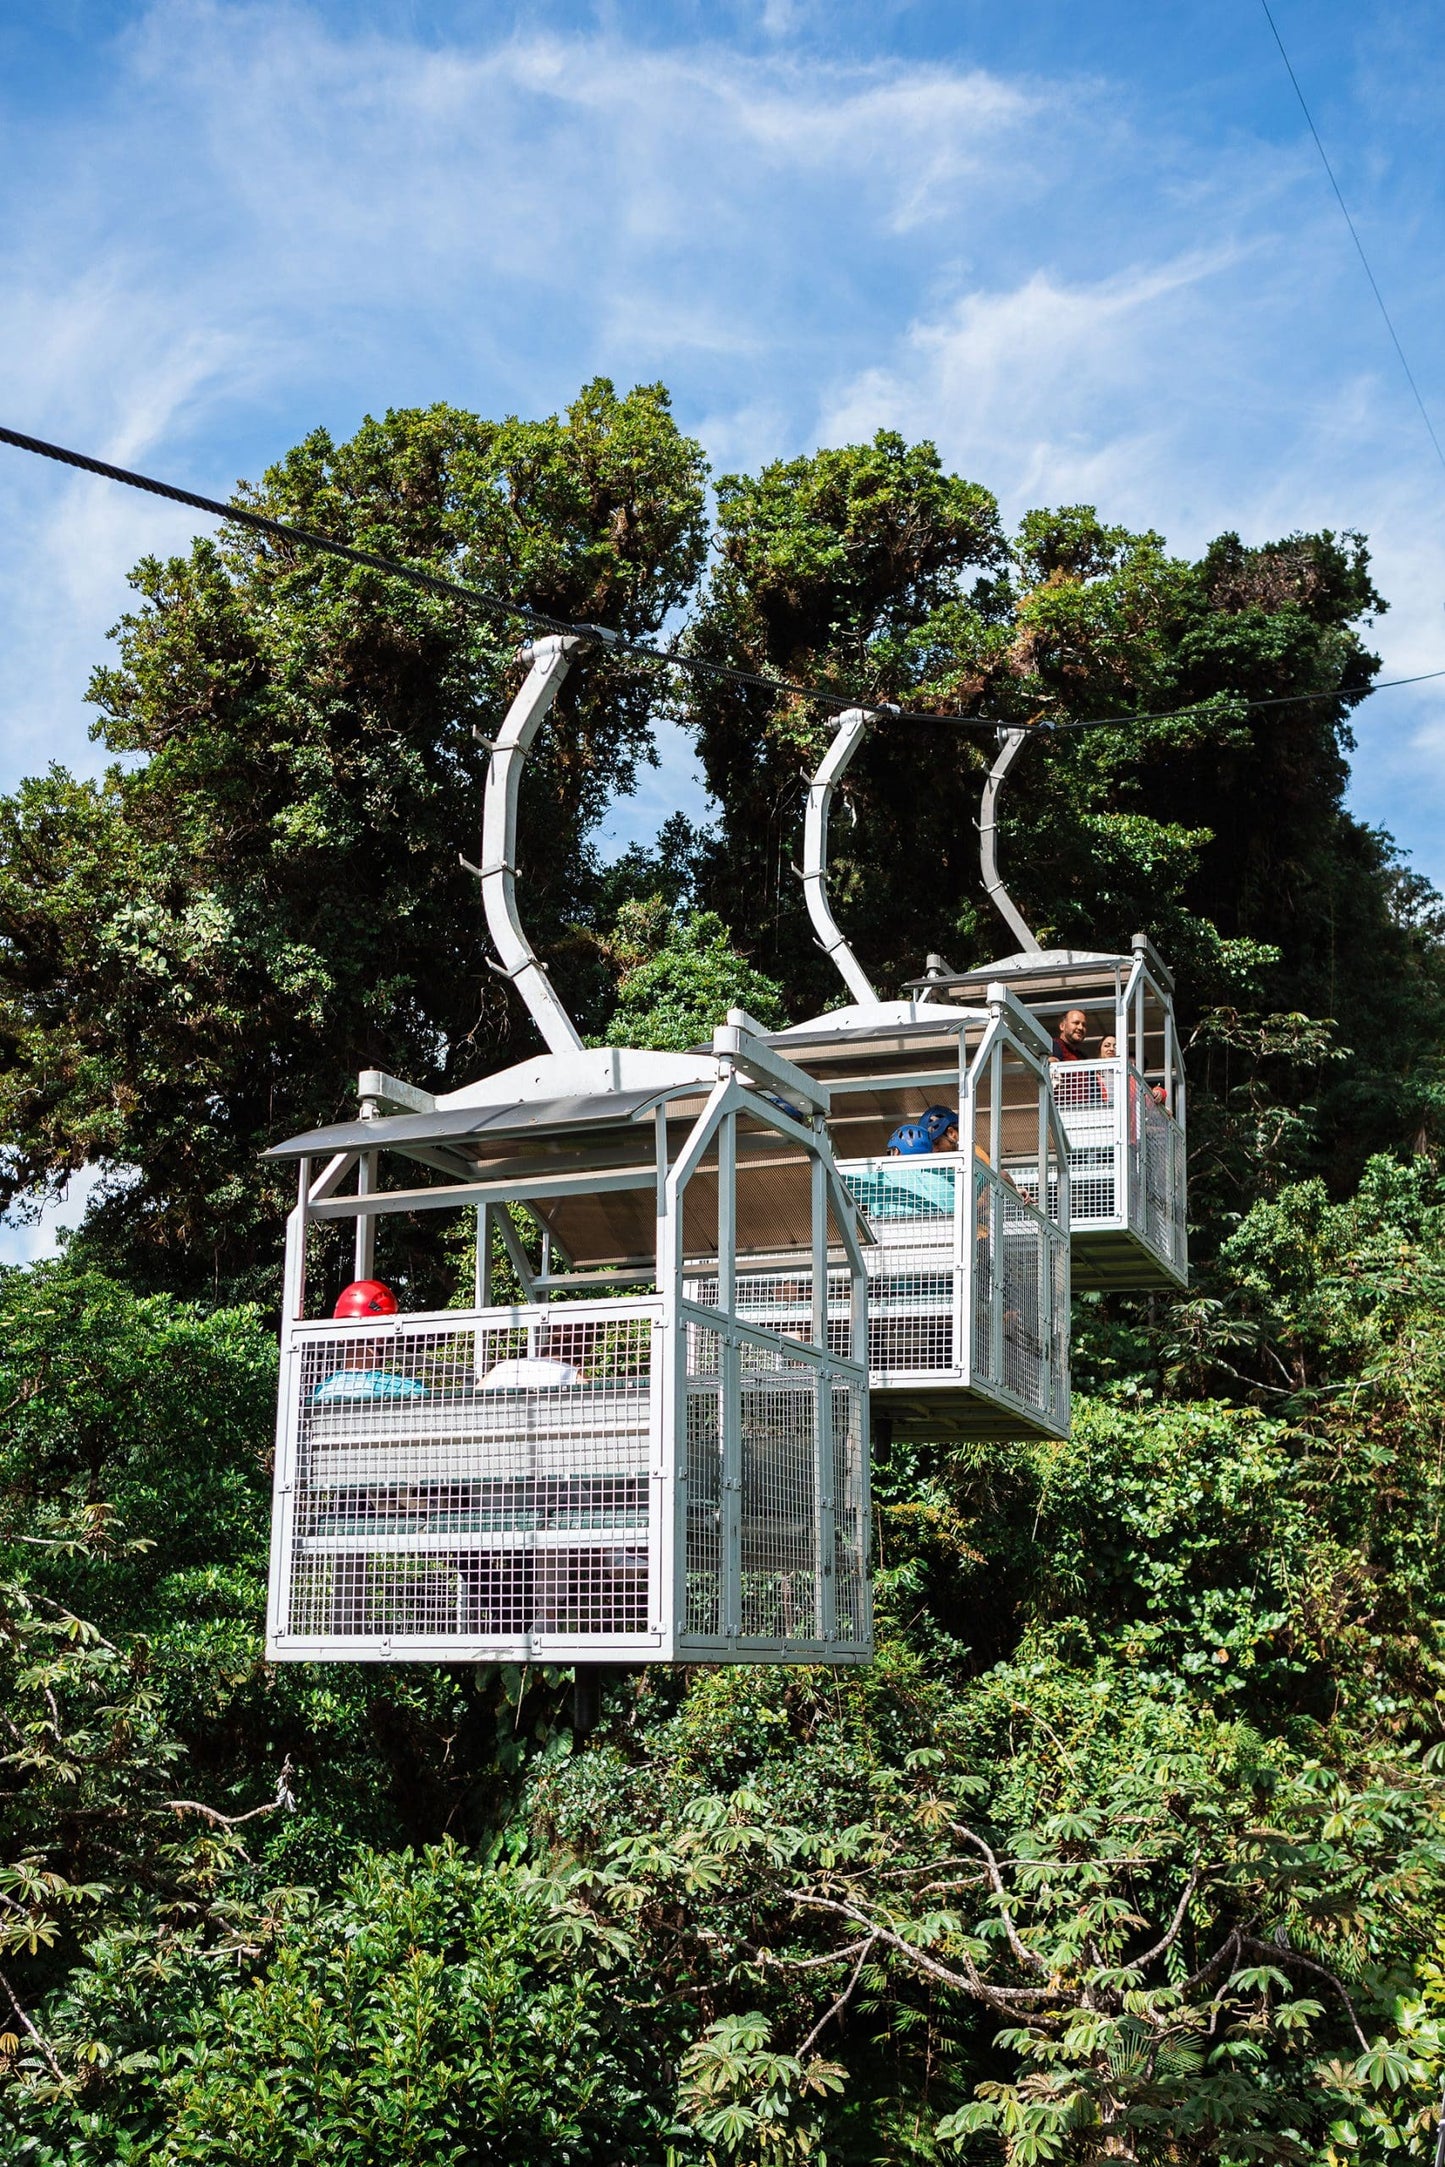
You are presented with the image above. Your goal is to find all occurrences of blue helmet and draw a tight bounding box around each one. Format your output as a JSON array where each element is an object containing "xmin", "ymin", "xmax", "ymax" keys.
[
  {"xmin": 887, "ymin": 1121, "xmax": 932, "ymax": 1156},
  {"xmin": 921, "ymin": 1105, "xmax": 959, "ymax": 1146}
]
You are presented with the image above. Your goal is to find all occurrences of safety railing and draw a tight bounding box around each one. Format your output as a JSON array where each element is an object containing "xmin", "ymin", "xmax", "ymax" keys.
[
  {"xmin": 689, "ymin": 1150, "xmax": 1069, "ymax": 1439},
  {"xmin": 1022, "ymin": 1058, "xmax": 1186, "ymax": 1278}
]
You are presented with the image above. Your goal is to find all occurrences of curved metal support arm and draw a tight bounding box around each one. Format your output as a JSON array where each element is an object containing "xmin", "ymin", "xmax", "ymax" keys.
[
  {"xmin": 800, "ymin": 707, "xmax": 878, "ymax": 1007},
  {"xmin": 979, "ymin": 728, "xmax": 1042, "ymax": 956},
  {"xmin": 478, "ymin": 634, "xmax": 585, "ymax": 1056}
]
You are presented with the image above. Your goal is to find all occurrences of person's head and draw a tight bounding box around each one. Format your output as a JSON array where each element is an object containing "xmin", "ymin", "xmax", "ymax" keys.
[
  {"xmin": 334, "ymin": 1279, "xmax": 398, "ymax": 1321},
  {"xmin": 886, "ymin": 1121, "xmax": 932, "ymax": 1157},
  {"xmin": 332, "ymin": 1280, "xmax": 398, "ymax": 1369},
  {"xmin": 921, "ymin": 1104, "xmax": 960, "ymax": 1153},
  {"xmin": 1058, "ymin": 1008, "xmax": 1089, "ymax": 1050},
  {"xmin": 1099, "ymin": 1034, "xmax": 1117, "ymax": 1059}
]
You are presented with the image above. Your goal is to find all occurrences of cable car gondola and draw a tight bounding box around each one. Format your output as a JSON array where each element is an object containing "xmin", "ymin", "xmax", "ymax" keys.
[
  {"xmin": 711, "ymin": 708, "xmax": 1074, "ymax": 1447},
  {"xmin": 262, "ymin": 638, "xmax": 872, "ymax": 1668},
  {"xmin": 905, "ymin": 724, "xmax": 1188, "ymax": 1291}
]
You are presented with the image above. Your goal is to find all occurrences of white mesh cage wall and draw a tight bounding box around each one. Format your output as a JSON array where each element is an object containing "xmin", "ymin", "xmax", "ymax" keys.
[
  {"xmin": 967, "ymin": 1160, "xmax": 1070, "ymax": 1423},
  {"xmin": 1047, "ymin": 1061, "xmax": 1121, "ymax": 1226},
  {"xmin": 271, "ymin": 1300, "xmax": 666, "ymax": 1662},
  {"xmin": 677, "ymin": 1303, "xmax": 869, "ymax": 1659}
]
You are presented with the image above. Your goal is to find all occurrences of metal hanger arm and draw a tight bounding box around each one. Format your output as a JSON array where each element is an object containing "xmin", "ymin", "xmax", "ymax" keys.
[
  {"xmin": 979, "ymin": 728, "xmax": 1042, "ymax": 955},
  {"xmin": 800, "ymin": 707, "xmax": 879, "ymax": 1006},
  {"xmin": 476, "ymin": 635, "xmax": 587, "ymax": 1056}
]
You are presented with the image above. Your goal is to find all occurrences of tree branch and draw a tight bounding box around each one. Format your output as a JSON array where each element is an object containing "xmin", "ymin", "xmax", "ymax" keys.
[
  {"xmin": 166, "ymin": 1755, "xmax": 296, "ymax": 1832},
  {"xmin": 947, "ymin": 1823, "xmax": 1050, "ymax": 1975},
  {"xmin": 793, "ymin": 1893, "xmax": 1065, "ymax": 2011},
  {"xmin": 797, "ymin": 1934, "xmax": 877, "ymax": 2058},
  {"xmin": 1131, "ymin": 1863, "xmax": 1204, "ymax": 1972},
  {"xmin": 0, "ymin": 1960, "xmax": 63, "ymax": 2084},
  {"xmin": 1238, "ymin": 1934, "xmax": 1369, "ymax": 2053}
]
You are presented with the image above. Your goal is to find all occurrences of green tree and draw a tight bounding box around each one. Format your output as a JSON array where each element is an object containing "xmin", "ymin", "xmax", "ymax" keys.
[
  {"xmin": 604, "ymin": 904, "xmax": 787, "ymax": 1051},
  {"xmin": 151, "ymin": 1845, "xmax": 671, "ymax": 2166},
  {"xmin": 685, "ymin": 465, "xmax": 1444, "ymax": 1187},
  {"xmin": 0, "ymin": 384, "xmax": 709, "ymax": 1296}
]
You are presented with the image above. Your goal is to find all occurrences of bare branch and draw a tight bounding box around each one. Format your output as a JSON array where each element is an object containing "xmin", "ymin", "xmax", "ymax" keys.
[
  {"xmin": 793, "ymin": 1893, "xmax": 1065, "ymax": 2012},
  {"xmin": 1238, "ymin": 1934, "xmax": 1369, "ymax": 2054},
  {"xmin": 1177, "ymin": 1928, "xmax": 1243, "ymax": 1997},
  {"xmin": 166, "ymin": 1798, "xmax": 279, "ymax": 1829},
  {"xmin": 947, "ymin": 1823, "xmax": 1049, "ymax": 1975},
  {"xmin": 760, "ymin": 1938, "xmax": 872, "ymax": 1974},
  {"xmin": 1131, "ymin": 1863, "xmax": 1204, "ymax": 1972},
  {"xmin": 166, "ymin": 1756, "xmax": 296, "ymax": 1832},
  {"xmin": 0, "ymin": 1960, "xmax": 64, "ymax": 2084},
  {"xmin": 797, "ymin": 1934, "xmax": 877, "ymax": 2058}
]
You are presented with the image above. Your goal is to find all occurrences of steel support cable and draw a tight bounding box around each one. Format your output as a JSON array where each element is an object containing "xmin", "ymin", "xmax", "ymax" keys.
[
  {"xmin": 1, "ymin": 419, "xmax": 1441, "ymax": 735},
  {"xmin": 0, "ymin": 422, "xmax": 935, "ymax": 722},
  {"xmin": 1260, "ymin": 0, "xmax": 1445, "ymax": 480}
]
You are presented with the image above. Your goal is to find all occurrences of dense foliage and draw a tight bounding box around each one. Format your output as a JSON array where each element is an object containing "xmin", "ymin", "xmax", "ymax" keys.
[{"xmin": 2, "ymin": 386, "xmax": 1444, "ymax": 2160}]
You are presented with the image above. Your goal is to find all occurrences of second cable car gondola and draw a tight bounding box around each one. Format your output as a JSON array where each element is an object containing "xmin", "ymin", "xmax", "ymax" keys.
[
  {"xmin": 711, "ymin": 709, "xmax": 1074, "ymax": 1446},
  {"xmin": 803, "ymin": 708, "xmax": 1188, "ymax": 1294},
  {"xmin": 907, "ymin": 937, "xmax": 1187, "ymax": 1291}
]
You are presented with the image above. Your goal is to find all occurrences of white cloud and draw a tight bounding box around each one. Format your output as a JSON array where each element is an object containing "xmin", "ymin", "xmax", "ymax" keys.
[
  {"xmin": 813, "ymin": 225, "xmax": 1445, "ymax": 878},
  {"xmin": 0, "ymin": 0, "xmax": 1441, "ymax": 887},
  {"xmin": 0, "ymin": 5, "xmax": 1056, "ymax": 796}
]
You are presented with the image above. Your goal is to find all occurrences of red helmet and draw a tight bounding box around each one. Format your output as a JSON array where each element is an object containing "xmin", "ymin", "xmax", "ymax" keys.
[{"xmin": 333, "ymin": 1279, "xmax": 398, "ymax": 1320}]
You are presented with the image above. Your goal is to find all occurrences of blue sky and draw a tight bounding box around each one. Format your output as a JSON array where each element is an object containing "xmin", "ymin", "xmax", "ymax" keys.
[{"xmin": 1, "ymin": 0, "xmax": 1443, "ymax": 1245}]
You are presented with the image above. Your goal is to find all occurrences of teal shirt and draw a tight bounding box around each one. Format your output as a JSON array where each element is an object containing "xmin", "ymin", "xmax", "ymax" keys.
[
  {"xmin": 848, "ymin": 1163, "xmax": 956, "ymax": 1223},
  {"xmin": 313, "ymin": 1368, "xmax": 428, "ymax": 1403}
]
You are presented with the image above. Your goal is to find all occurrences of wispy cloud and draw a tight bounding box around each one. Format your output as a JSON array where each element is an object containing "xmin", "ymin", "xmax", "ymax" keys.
[{"xmin": 0, "ymin": 0, "xmax": 1441, "ymax": 882}]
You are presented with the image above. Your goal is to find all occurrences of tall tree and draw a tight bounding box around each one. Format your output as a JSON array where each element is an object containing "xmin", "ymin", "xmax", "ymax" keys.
[
  {"xmin": 685, "ymin": 464, "xmax": 1445, "ymax": 1185},
  {"xmin": 0, "ymin": 384, "xmax": 708, "ymax": 1294}
]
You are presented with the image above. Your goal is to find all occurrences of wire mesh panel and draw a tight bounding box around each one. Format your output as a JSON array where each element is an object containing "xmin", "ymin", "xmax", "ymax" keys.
[
  {"xmin": 272, "ymin": 1302, "xmax": 662, "ymax": 1659},
  {"xmin": 739, "ymin": 1339, "xmax": 820, "ymax": 1642},
  {"xmin": 866, "ymin": 1253, "xmax": 956, "ymax": 1377},
  {"xmin": 684, "ymin": 1354, "xmax": 722, "ymax": 1639},
  {"xmin": 1138, "ymin": 1077, "xmax": 1179, "ymax": 1266},
  {"xmin": 831, "ymin": 1381, "xmax": 869, "ymax": 1647},
  {"xmin": 687, "ymin": 1272, "xmax": 855, "ymax": 1362},
  {"xmin": 1019, "ymin": 1059, "xmax": 1186, "ymax": 1287},
  {"xmin": 1049, "ymin": 1060, "xmax": 1120, "ymax": 1226},
  {"xmin": 678, "ymin": 1304, "xmax": 869, "ymax": 1660},
  {"xmin": 840, "ymin": 1158, "xmax": 957, "ymax": 1384},
  {"xmin": 999, "ymin": 1190, "xmax": 1046, "ymax": 1411},
  {"xmin": 971, "ymin": 1164, "xmax": 1070, "ymax": 1427}
]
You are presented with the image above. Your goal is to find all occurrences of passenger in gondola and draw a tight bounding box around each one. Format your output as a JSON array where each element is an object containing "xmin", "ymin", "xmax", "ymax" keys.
[
  {"xmin": 923, "ymin": 1106, "xmax": 960, "ymax": 1154},
  {"xmin": 1099, "ymin": 1034, "xmax": 1167, "ymax": 1130},
  {"xmin": 1052, "ymin": 1009, "xmax": 1105, "ymax": 1111},
  {"xmin": 1051, "ymin": 1008, "xmax": 1090, "ymax": 1062},
  {"xmin": 1098, "ymin": 1034, "xmax": 1118, "ymax": 1104},
  {"xmin": 312, "ymin": 1280, "xmax": 428, "ymax": 1402},
  {"xmin": 879, "ymin": 1119, "xmax": 955, "ymax": 1216}
]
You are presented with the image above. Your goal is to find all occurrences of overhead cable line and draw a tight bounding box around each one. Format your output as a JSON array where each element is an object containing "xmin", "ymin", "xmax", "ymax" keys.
[
  {"xmin": 928, "ymin": 665, "xmax": 1445, "ymax": 732},
  {"xmin": 0, "ymin": 422, "xmax": 965, "ymax": 726},
  {"xmin": 1259, "ymin": 0, "xmax": 1445, "ymax": 480},
  {"xmin": 0, "ymin": 419, "xmax": 1438, "ymax": 737}
]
